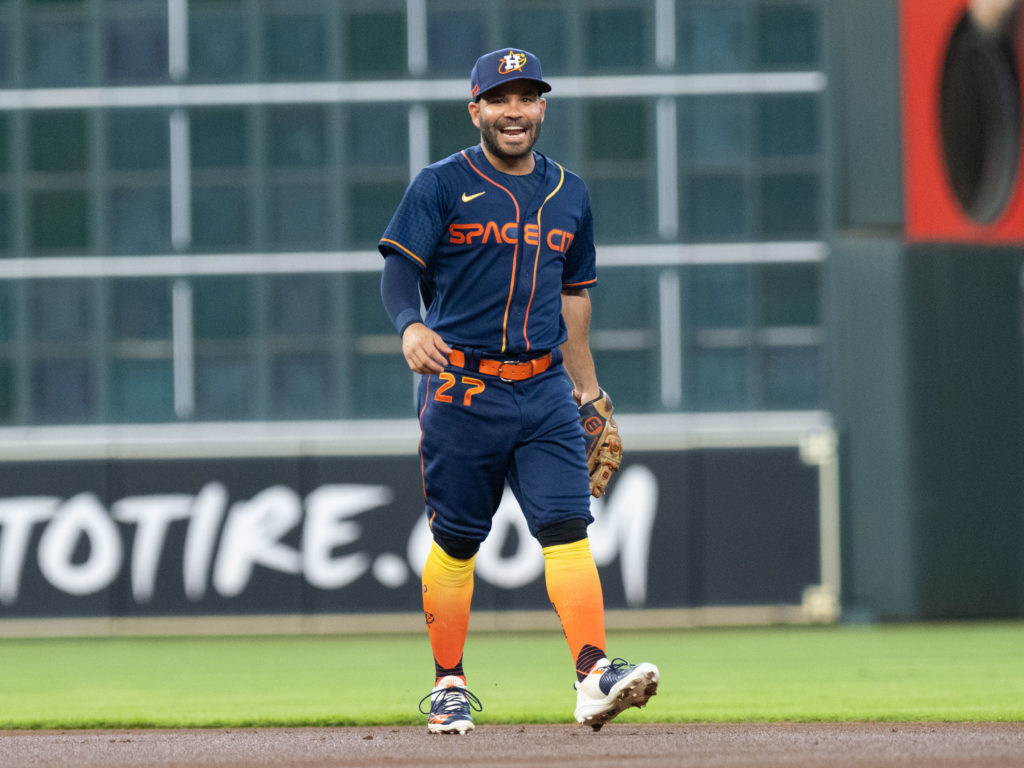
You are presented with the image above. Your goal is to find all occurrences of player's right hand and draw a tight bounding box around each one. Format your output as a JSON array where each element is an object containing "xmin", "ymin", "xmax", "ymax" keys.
[{"xmin": 401, "ymin": 323, "xmax": 453, "ymax": 374}]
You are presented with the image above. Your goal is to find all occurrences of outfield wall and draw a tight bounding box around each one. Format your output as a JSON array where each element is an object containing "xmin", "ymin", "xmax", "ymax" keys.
[
  {"xmin": 828, "ymin": 0, "xmax": 1024, "ymax": 620},
  {"xmin": 0, "ymin": 413, "xmax": 838, "ymax": 635}
]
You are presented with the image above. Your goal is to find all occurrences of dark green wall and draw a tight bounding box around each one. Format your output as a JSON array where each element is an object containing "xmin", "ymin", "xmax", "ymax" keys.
[
  {"xmin": 831, "ymin": 239, "xmax": 1024, "ymax": 620},
  {"xmin": 829, "ymin": 0, "xmax": 1024, "ymax": 620},
  {"xmin": 829, "ymin": 236, "xmax": 916, "ymax": 620},
  {"xmin": 829, "ymin": 0, "xmax": 903, "ymax": 231},
  {"xmin": 903, "ymin": 246, "xmax": 1024, "ymax": 617}
]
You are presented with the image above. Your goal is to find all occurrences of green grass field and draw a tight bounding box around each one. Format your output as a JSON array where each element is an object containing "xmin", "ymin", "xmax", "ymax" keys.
[{"xmin": 2, "ymin": 621, "xmax": 1023, "ymax": 728}]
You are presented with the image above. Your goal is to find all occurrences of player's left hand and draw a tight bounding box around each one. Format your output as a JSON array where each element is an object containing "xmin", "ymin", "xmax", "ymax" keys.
[{"xmin": 578, "ymin": 390, "xmax": 623, "ymax": 498}]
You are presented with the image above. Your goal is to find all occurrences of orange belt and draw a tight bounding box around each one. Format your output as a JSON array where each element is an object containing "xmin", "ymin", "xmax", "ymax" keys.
[{"xmin": 448, "ymin": 349, "xmax": 554, "ymax": 381}]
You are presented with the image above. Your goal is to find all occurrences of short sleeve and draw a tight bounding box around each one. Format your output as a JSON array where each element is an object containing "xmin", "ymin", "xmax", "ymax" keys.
[
  {"xmin": 378, "ymin": 169, "xmax": 448, "ymax": 268},
  {"xmin": 562, "ymin": 187, "xmax": 597, "ymax": 288}
]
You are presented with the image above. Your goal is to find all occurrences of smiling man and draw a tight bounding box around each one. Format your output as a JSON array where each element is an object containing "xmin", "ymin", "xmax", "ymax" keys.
[
  {"xmin": 469, "ymin": 78, "xmax": 546, "ymax": 172},
  {"xmin": 378, "ymin": 47, "xmax": 658, "ymax": 735}
]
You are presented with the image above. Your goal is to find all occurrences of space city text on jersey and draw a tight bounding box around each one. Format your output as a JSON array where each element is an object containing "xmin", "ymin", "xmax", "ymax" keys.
[{"xmin": 447, "ymin": 221, "xmax": 576, "ymax": 253}]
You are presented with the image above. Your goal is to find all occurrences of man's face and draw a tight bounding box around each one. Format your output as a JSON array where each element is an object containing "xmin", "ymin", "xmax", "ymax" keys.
[{"xmin": 469, "ymin": 81, "xmax": 546, "ymax": 167}]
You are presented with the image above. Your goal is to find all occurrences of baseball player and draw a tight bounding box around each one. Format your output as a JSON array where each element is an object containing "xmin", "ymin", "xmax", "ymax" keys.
[{"xmin": 378, "ymin": 48, "xmax": 658, "ymax": 734}]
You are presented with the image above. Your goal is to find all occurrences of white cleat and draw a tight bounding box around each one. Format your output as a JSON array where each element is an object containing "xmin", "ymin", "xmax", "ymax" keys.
[{"xmin": 574, "ymin": 658, "xmax": 659, "ymax": 731}]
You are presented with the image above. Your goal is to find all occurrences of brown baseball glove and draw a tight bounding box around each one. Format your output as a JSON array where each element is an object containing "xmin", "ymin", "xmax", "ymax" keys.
[{"xmin": 577, "ymin": 389, "xmax": 623, "ymax": 498}]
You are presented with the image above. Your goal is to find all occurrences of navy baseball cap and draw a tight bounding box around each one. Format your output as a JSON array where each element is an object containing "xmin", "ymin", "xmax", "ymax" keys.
[{"xmin": 470, "ymin": 48, "xmax": 552, "ymax": 101}]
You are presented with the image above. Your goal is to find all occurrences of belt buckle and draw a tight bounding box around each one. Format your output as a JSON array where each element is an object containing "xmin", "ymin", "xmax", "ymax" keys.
[{"xmin": 497, "ymin": 360, "xmax": 521, "ymax": 382}]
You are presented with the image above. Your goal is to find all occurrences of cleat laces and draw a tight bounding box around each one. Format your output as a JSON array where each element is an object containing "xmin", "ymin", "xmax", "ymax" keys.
[
  {"xmin": 601, "ymin": 658, "xmax": 634, "ymax": 676},
  {"xmin": 592, "ymin": 658, "xmax": 640, "ymax": 695},
  {"xmin": 419, "ymin": 683, "xmax": 483, "ymax": 719}
]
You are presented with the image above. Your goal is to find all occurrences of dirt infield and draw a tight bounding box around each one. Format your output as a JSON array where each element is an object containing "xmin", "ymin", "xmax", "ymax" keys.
[{"xmin": 2, "ymin": 723, "xmax": 1023, "ymax": 768}]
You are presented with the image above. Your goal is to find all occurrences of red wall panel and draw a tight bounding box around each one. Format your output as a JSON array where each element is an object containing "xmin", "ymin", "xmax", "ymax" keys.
[{"xmin": 901, "ymin": 0, "xmax": 1024, "ymax": 242}]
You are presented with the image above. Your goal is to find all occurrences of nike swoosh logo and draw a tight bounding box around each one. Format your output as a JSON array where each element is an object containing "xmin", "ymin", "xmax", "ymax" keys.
[{"xmin": 461, "ymin": 191, "xmax": 486, "ymax": 202}]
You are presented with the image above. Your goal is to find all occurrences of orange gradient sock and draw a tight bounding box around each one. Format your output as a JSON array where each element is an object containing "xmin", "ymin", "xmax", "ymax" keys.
[
  {"xmin": 421, "ymin": 541, "xmax": 476, "ymax": 680},
  {"xmin": 542, "ymin": 538, "xmax": 606, "ymax": 677}
]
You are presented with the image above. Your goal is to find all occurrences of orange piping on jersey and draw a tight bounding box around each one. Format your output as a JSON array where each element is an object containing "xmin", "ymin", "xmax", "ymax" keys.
[
  {"xmin": 461, "ymin": 150, "xmax": 520, "ymax": 354},
  {"xmin": 418, "ymin": 376, "xmax": 433, "ymax": 503},
  {"xmin": 563, "ymin": 277, "xmax": 597, "ymax": 288},
  {"xmin": 381, "ymin": 238, "xmax": 426, "ymax": 267},
  {"xmin": 522, "ymin": 162, "xmax": 565, "ymax": 351}
]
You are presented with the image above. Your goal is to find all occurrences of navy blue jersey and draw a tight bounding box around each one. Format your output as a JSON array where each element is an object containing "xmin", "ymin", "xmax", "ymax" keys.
[{"xmin": 378, "ymin": 144, "xmax": 596, "ymax": 356}]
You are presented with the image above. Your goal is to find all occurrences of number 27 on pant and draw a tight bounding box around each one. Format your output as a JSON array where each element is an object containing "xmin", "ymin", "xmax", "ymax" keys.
[{"xmin": 434, "ymin": 373, "xmax": 485, "ymax": 406}]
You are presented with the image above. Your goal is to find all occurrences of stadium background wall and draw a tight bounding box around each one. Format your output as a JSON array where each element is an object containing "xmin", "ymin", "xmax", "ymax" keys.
[
  {"xmin": 0, "ymin": 0, "xmax": 1022, "ymax": 631},
  {"xmin": 830, "ymin": 0, "xmax": 1024, "ymax": 621},
  {"xmin": 0, "ymin": 440, "xmax": 831, "ymax": 626}
]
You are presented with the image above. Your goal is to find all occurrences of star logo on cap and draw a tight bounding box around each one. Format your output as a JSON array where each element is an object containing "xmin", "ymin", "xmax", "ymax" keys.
[{"xmin": 498, "ymin": 51, "xmax": 527, "ymax": 75}]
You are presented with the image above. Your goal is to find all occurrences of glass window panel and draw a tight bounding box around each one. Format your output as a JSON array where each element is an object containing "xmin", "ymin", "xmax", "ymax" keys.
[
  {"xmin": 30, "ymin": 280, "xmax": 91, "ymax": 340},
  {"xmin": 686, "ymin": 96, "xmax": 749, "ymax": 165},
  {"xmin": 349, "ymin": 103, "xmax": 407, "ymax": 166},
  {"xmin": 193, "ymin": 277, "xmax": 250, "ymax": 339},
  {"xmin": 105, "ymin": 17, "xmax": 167, "ymax": 83},
  {"xmin": 691, "ymin": 347, "xmax": 750, "ymax": 410},
  {"xmin": 427, "ymin": 10, "xmax": 483, "ymax": 76},
  {"xmin": 111, "ymin": 359, "xmax": 174, "ymax": 422},
  {"xmin": 501, "ymin": 6, "xmax": 570, "ymax": 73},
  {"xmin": 0, "ymin": 193, "xmax": 9, "ymax": 252},
  {"xmin": 0, "ymin": 28, "xmax": 10, "ymax": 87},
  {"xmin": 28, "ymin": 20, "xmax": 89, "ymax": 87},
  {"xmin": 585, "ymin": 8, "xmax": 647, "ymax": 70},
  {"xmin": 269, "ymin": 275, "xmax": 331, "ymax": 335},
  {"xmin": 31, "ymin": 358, "xmax": 93, "ymax": 423},
  {"xmin": 191, "ymin": 109, "xmax": 247, "ymax": 168},
  {"xmin": 345, "ymin": 11, "xmax": 406, "ymax": 76},
  {"xmin": 195, "ymin": 356, "xmax": 254, "ymax": 419},
  {"xmin": 758, "ymin": 95, "xmax": 819, "ymax": 157},
  {"xmin": 756, "ymin": 3, "xmax": 819, "ymax": 69},
  {"xmin": 267, "ymin": 182, "xmax": 330, "ymax": 250},
  {"xmin": 191, "ymin": 185, "xmax": 249, "ymax": 250},
  {"xmin": 590, "ymin": 268, "xmax": 652, "ymax": 327},
  {"xmin": 0, "ymin": 114, "xmax": 9, "ymax": 172},
  {"xmin": 428, "ymin": 102, "xmax": 477, "ymax": 163},
  {"xmin": 586, "ymin": 99, "xmax": 647, "ymax": 161},
  {"xmin": 265, "ymin": 14, "xmax": 325, "ymax": 80},
  {"xmin": 683, "ymin": 1, "xmax": 747, "ymax": 73},
  {"xmin": 190, "ymin": 13, "xmax": 248, "ymax": 82},
  {"xmin": 591, "ymin": 350, "xmax": 655, "ymax": 411},
  {"xmin": 271, "ymin": 353, "xmax": 332, "ymax": 418},
  {"xmin": 588, "ymin": 178, "xmax": 651, "ymax": 242},
  {"xmin": 350, "ymin": 181, "xmax": 408, "ymax": 246},
  {"xmin": 759, "ymin": 263, "xmax": 820, "ymax": 326},
  {"xmin": 109, "ymin": 110, "xmax": 169, "ymax": 170},
  {"xmin": 348, "ymin": 272, "xmax": 393, "ymax": 335},
  {"xmin": 0, "ymin": 282, "xmax": 11, "ymax": 339},
  {"xmin": 688, "ymin": 264, "xmax": 752, "ymax": 328},
  {"xmin": 268, "ymin": 106, "xmax": 326, "ymax": 167},
  {"xmin": 759, "ymin": 173, "xmax": 819, "ymax": 237},
  {"xmin": 0, "ymin": 360, "xmax": 12, "ymax": 424},
  {"xmin": 686, "ymin": 175, "xmax": 748, "ymax": 240},
  {"xmin": 764, "ymin": 345, "xmax": 822, "ymax": 409},
  {"xmin": 30, "ymin": 111, "xmax": 87, "ymax": 172},
  {"xmin": 30, "ymin": 189, "xmax": 89, "ymax": 251},
  {"xmin": 353, "ymin": 355, "xmax": 414, "ymax": 418},
  {"xmin": 111, "ymin": 279, "xmax": 171, "ymax": 340},
  {"xmin": 108, "ymin": 187, "xmax": 172, "ymax": 255}
]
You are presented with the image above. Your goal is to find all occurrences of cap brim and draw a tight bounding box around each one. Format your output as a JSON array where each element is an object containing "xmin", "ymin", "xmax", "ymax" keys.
[{"xmin": 475, "ymin": 77, "xmax": 552, "ymax": 101}]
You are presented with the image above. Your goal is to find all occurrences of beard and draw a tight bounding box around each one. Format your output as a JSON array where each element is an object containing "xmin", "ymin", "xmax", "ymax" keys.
[{"xmin": 478, "ymin": 116, "xmax": 542, "ymax": 164}]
